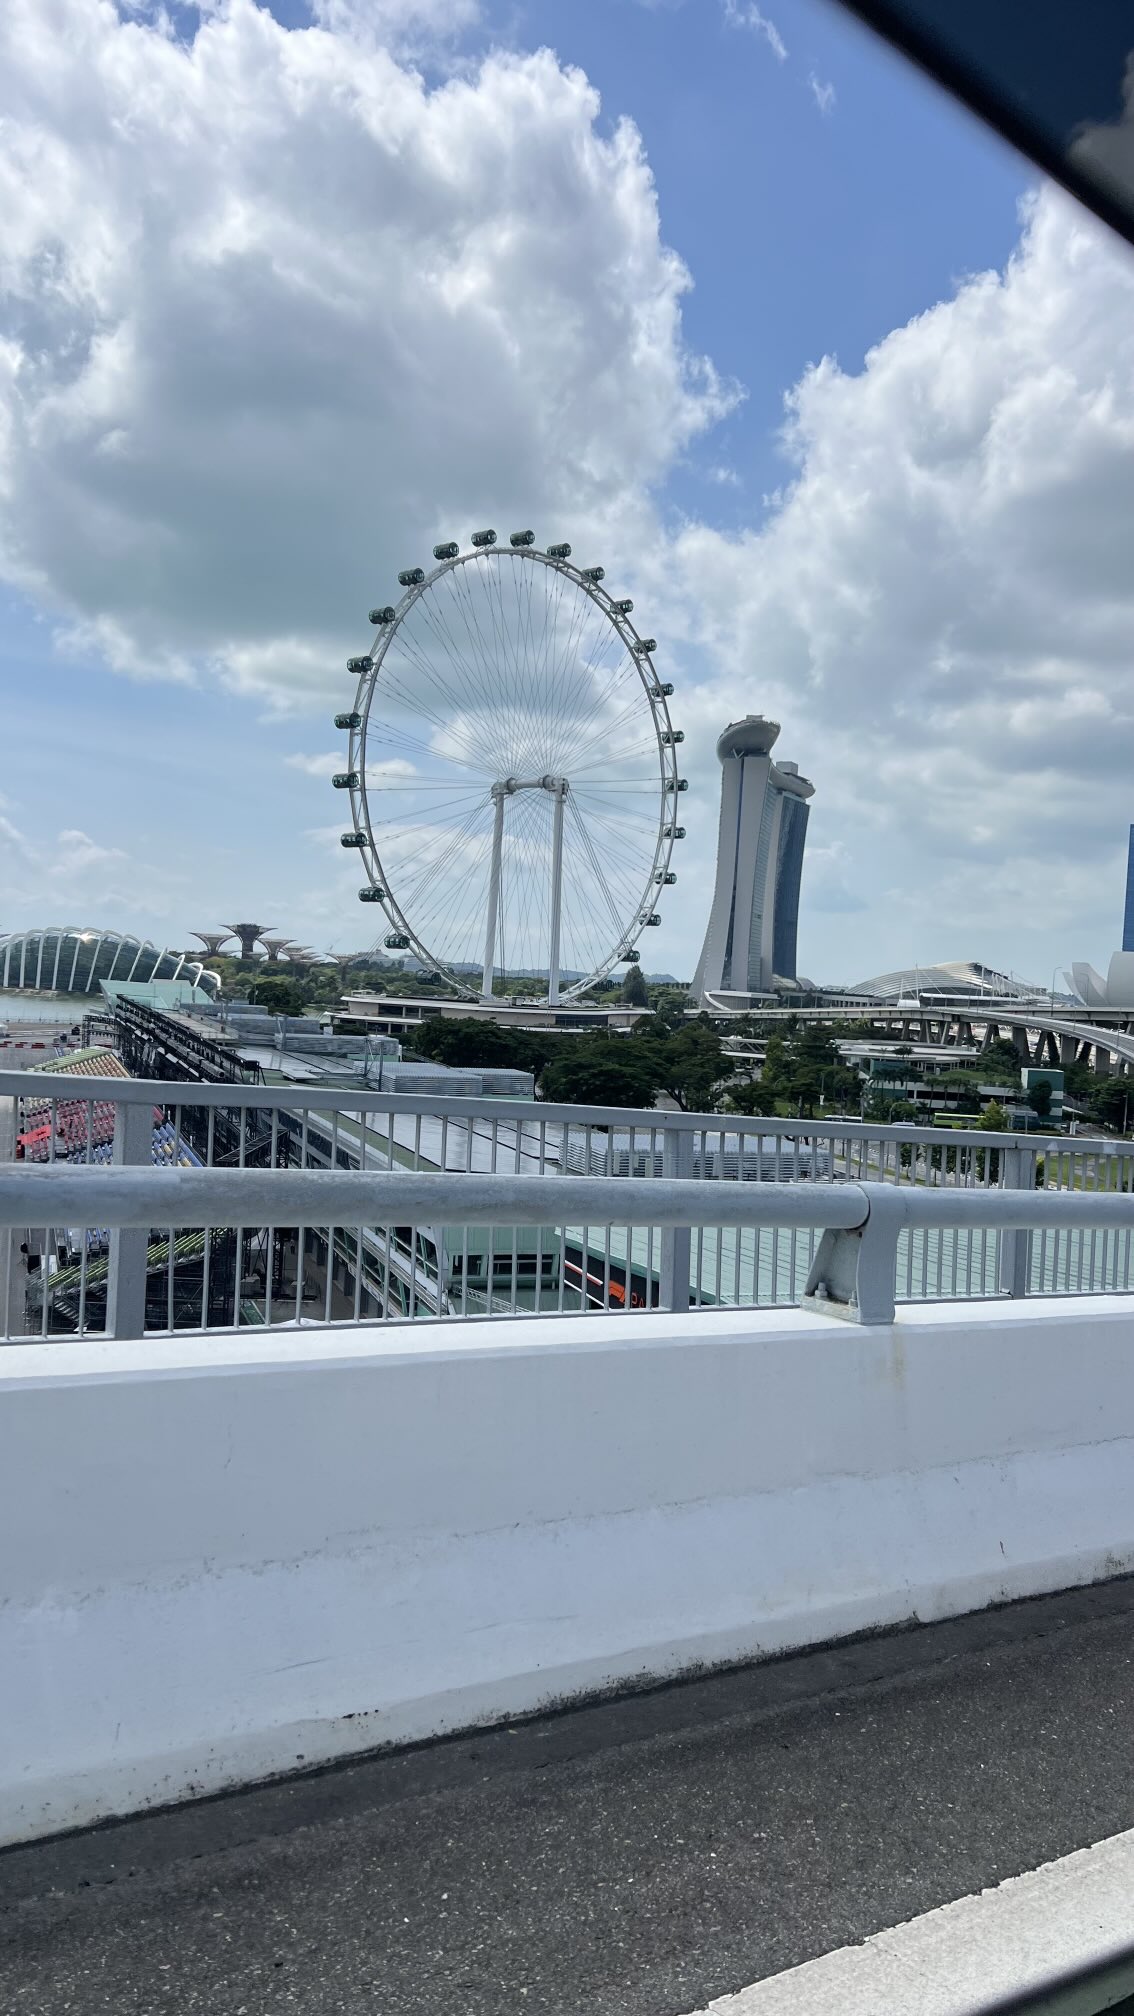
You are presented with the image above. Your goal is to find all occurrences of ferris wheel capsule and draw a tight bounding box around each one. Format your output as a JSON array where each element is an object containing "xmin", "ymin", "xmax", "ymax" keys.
[
  {"xmin": 581, "ymin": 565, "xmax": 605, "ymax": 583},
  {"xmin": 546, "ymin": 542, "xmax": 571, "ymax": 559},
  {"xmin": 332, "ymin": 771, "xmax": 359, "ymax": 790},
  {"xmin": 358, "ymin": 886, "xmax": 385, "ymax": 902},
  {"xmin": 385, "ymin": 932, "xmax": 411, "ymax": 951},
  {"xmin": 509, "ymin": 530, "xmax": 535, "ymax": 547},
  {"xmin": 369, "ymin": 606, "xmax": 396, "ymax": 625},
  {"xmin": 398, "ymin": 568, "xmax": 425, "ymax": 587},
  {"xmin": 470, "ymin": 528, "xmax": 497, "ymax": 548},
  {"xmin": 340, "ymin": 832, "xmax": 367, "ymax": 849},
  {"xmin": 433, "ymin": 542, "xmax": 459, "ymax": 561}
]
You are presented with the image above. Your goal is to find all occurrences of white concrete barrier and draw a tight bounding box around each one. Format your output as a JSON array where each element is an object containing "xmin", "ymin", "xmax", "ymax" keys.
[{"xmin": 3, "ymin": 1296, "xmax": 1134, "ymax": 1845}]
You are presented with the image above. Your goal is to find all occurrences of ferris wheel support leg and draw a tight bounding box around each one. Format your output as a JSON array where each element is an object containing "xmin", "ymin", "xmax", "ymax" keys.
[
  {"xmin": 547, "ymin": 781, "xmax": 567, "ymax": 1008},
  {"xmin": 481, "ymin": 788, "xmax": 507, "ymax": 998}
]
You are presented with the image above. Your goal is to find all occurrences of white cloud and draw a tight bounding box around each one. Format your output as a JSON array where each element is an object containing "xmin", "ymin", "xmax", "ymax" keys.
[
  {"xmin": 0, "ymin": 0, "xmax": 732, "ymax": 708},
  {"xmin": 55, "ymin": 829, "xmax": 127, "ymax": 870},
  {"xmin": 809, "ymin": 72, "xmax": 835, "ymax": 115},
  {"xmin": 4, "ymin": 4, "xmax": 1134, "ymax": 984},
  {"xmin": 723, "ymin": 0, "xmax": 787, "ymax": 62},
  {"xmin": 286, "ymin": 751, "xmax": 417, "ymax": 780},
  {"xmin": 286, "ymin": 752, "xmax": 353, "ymax": 779},
  {"xmin": 654, "ymin": 188, "xmax": 1134, "ymax": 977},
  {"xmin": 309, "ymin": 0, "xmax": 480, "ymax": 45}
]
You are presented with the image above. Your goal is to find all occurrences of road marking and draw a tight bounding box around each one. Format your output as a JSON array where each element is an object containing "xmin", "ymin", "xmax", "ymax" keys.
[{"xmin": 685, "ymin": 1827, "xmax": 1134, "ymax": 2014}]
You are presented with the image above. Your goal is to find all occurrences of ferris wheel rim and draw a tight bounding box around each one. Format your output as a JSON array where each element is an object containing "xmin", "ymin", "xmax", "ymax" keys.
[{"xmin": 341, "ymin": 543, "xmax": 679, "ymax": 1001}]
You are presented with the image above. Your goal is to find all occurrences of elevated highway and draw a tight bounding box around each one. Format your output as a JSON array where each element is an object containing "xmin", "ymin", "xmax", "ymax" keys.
[{"xmin": 717, "ymin": 1000, "xmax": 1134, "ymax": 1074}]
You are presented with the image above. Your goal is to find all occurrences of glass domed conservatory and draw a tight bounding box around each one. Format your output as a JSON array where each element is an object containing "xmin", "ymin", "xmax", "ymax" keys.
[{"xmin": 0, "ymin": 929, "xmax": 219, "ymax": 997}]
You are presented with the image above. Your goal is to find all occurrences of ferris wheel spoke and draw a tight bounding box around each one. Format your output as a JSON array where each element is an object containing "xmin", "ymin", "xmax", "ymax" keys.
[
  {"xmin": 486, "ymin": 557, "xmax": 533, "ymax": 757},
  {"xmin": 471, "ymin": 556, "xmax": 532, "ymax": 770},
  {"xmin": 566, "ymin": 794, "xmax": 638, "ymax": 948},
  {"xmin": 376, "ymin": 612, "xmax": 474, "ymax": 722},
  {"xmin": 445, "ymin": 564, "xmax": 523, "ymax": 777},
  {"xmin": 381, "ymin": 798, "xmax": 492, "ymax": 906},
  {"xmin": 392, "ymin": 605, "xmax": 504, "ymax": 775},
  {"xmin": 404, "ymin": 594, "xmax": 479, "ymax": 722},
  {"xmin": 557, "ymin": 656, "xmax": 648, "ymax": 765},
  {"xmin": 544, "ymin": 579, "xmax": 611, "ymax": 763},
  {"xmin": 412, "ymin": 820, "xmax": 497, "ymax": 968},
  {"xmin": 415, "ymin": 579, "xmax": 511, "ymax": 762},
  {"xmin": 573, "ymin": 725, "xmax": 664, "ymax": 771},
  {"xmin": 573, "ymin": 796, "xmax": 661, "ymax": 868}
]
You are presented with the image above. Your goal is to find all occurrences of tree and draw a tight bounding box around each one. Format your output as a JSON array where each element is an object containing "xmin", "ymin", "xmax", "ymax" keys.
[
  {"xmin": 981, "ymin": 1038, "xmax": 1023, "ymax": 1083},
  {"xmin": 642, "ymin": 1020, "xmax": 724, "ymax": 1112},
  {"xmin": 723, "ymin": 1079, "xmax": 769, "ymax": 1116},
  {"xmin": 1026, "ymin": 1078, "xmax": 1053, "ymax": 1120},
  {"xmin": 619, "ymin": 965, "xmax": 649, "ymax": 1007},
  {"xmin": 406, "ymin": 1015, "xmax": 557, "ymax": 1078},
  {"xmin": 979, "ymin": 1100, "xmax": 1010, "ymax": 1130},
  {"xmin": 539, "ymin": 1040, "xmax": 663, "ymax": 1109},
  {"xmin": 1090, "ymin": 1077, "xmax": 1132, "ymax": 1132},
  {"xmin": 247, "ymin": 976, "xmax": 308, "ymax": 1017}
]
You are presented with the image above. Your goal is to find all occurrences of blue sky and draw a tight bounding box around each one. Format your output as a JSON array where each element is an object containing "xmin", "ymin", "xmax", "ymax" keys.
[{"xmin": 3, "ymin": 0, "xmax": 1133, "ymax": 988}]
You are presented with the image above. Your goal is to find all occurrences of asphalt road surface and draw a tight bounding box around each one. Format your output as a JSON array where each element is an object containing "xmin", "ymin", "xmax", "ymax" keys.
[{"xmin": 4, "ymin": 1578, "xmax": 1134, "ymax": 2016}]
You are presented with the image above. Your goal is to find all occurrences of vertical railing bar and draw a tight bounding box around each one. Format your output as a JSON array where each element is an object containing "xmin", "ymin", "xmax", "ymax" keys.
[
  {"xmin": 201, "ymin": 1106, "xmax": 215, "ymax": 1332},
  {"xmin": 263, "ymin": 1105, "xmax": 280, "ymax": 1328},
  {"xmin": 295, "ymin": 1109, "xmax": 309, "ymax": 1328},
  {"xmin": 534, "ymin": 1120, "xmax": 546, "ymax": 1316},
  {"xmin": 603, "ymin": 1125, "xmax": 613, "ymax": 1314}
]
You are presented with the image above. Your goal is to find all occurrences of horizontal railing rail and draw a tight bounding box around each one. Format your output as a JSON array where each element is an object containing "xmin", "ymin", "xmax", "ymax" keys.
[
  {"xmin": 0, "ymin": 1066, "xmax": 1108, "ymax": 1152},
  {"xmin": 7, "ymin": 1164, "xmax": 1134, "ymax": 1329},
  {"xmin": 4, "ymin": 1064, "xmax": 1134, "ymax": 1342}
]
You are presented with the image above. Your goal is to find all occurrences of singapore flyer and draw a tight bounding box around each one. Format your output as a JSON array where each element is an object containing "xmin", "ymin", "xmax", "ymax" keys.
[{"xmin": 333, "ymin": 530, "xmax": 686, "ymax": 1000}]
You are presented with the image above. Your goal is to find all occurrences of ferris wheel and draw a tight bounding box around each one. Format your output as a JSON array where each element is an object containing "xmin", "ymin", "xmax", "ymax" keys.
[{"xmin": 332, "ymin": 531, "xmax": 686, "ymax": 1002}]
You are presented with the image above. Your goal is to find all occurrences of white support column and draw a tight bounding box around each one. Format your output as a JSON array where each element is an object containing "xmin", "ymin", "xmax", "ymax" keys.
[
  {"xmin": 50, "ymin": 932, "xmax": 62, "ymax": 995},
  {"xmin": 481, "ymin": 788, "xmax": 507, "ymax": 999},
  {"xmin": 106, "ymin": 1101, "xmax": 154, "ymax": 1340},
  {"xmin": 547, "ymin": 781, "xmax": 567, "ymax": 1009},
  {"xmin": 0, "ymin": 1097, "xmax": 24, "ymax": 1338},
  {"xmin": 67, "ymin": 931, "xmax": 82, "ymax": 993}
]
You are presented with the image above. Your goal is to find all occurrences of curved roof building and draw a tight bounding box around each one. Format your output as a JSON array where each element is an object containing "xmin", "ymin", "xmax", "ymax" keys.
[{"xmin": 0, "ymin": 928, "xmax": 220, "ymax": 997}]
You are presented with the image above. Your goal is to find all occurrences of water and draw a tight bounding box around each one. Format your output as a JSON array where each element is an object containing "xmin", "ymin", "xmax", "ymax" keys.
[{"xmin": 0, "ymin": 994, "xmax": 89, "ymax": 1025}]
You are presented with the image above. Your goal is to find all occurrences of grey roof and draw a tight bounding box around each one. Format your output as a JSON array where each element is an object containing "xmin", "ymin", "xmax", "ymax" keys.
[{"xmin": 850, "ymin": 960, "xmax": 1039, "ymax": 1002}]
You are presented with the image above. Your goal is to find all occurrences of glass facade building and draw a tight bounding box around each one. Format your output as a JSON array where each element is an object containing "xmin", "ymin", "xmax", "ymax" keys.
[{"xmin": 0, "ymin": 930, "xmax": 219, "ymax": 997}]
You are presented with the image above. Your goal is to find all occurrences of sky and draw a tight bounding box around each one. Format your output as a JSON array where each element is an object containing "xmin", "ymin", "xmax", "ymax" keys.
[{"xmin": 2, "ymin": 0, "xmax": 1134, "ymax": 989}]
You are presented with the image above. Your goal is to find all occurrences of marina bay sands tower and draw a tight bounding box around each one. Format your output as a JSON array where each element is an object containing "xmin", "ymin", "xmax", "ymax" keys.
[{"xmin": 691, "ymin": 716, "xmax": 814, "ymax": 1009}]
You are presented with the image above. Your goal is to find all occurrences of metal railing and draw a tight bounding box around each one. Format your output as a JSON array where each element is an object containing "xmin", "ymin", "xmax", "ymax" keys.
[{"xmin": 3, "ymin": 1067, "xmax": 1134, "ymax": 1341}]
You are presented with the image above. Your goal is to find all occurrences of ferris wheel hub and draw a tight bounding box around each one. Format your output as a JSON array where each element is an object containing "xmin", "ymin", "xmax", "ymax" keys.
[{"xmin": 491, "ymin": 773, "xmax": 570, "ymax": 799}]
